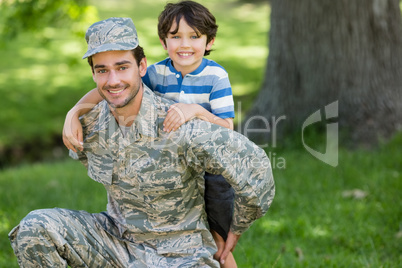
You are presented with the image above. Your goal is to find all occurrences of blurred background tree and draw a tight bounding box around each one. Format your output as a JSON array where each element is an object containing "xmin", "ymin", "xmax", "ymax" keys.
[
  {"xmin": 244, "ymin": 0, "xmax": 402, "ymax": 147},
  {"xmin": 0, "ymin": 0, "xmax": 94, "ymax": 41}
]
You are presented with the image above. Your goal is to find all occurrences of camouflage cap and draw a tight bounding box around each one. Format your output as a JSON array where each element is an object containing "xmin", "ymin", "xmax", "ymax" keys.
[{"xmin": 83, "ymin": 17, "xmax": 139, "ymax": 59}]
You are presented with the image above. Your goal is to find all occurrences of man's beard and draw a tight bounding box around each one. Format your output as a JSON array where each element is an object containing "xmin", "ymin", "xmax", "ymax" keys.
[{"xmin": 100, "ymin": 83, "xmax": 140, "ymax": 109}]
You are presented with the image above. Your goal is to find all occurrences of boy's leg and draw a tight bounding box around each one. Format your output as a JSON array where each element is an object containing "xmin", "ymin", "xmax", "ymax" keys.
[
  {"xmin": 204, "ymin": 173, "xmax": 234, "ymax": 241},
  {"xmin": 204, "ymin": 172, "xmax": 237, "ymax": 267},
  {"xmin": 9, "ymin": 208, "xmax": 127, "ymax": 267}
]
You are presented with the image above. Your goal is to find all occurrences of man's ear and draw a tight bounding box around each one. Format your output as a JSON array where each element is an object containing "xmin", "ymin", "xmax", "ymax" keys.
[
  {"xmin": 139, "ymin": 57, "xmax": 148, "ymax": 77},
  {"xmin": 159, "ymin": 38, "xmax": 167, "ymax": 50}
]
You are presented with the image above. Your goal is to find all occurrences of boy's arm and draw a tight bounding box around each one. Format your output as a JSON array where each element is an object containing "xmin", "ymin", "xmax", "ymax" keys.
[
  {"xmin": 63, "ymin": 88, "xmax": 103, "ymax": 152},
  {"xmin": 163, "ymin": 103, "xmax": 233, "ymax": 132}
]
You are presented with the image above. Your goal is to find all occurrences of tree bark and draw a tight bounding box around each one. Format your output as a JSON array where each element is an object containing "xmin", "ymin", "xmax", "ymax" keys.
[{"xmin": 243, "ymin": 0, "xmax": 402, "ymax": 147}]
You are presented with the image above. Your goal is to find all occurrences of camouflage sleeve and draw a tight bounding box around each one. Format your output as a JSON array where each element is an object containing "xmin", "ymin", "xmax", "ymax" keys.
[
  {"xmin": 68, "ymin": 100, "xmax": 107, "ymax": 169},
  {"xmin": 186, "ymin": 120, "xmax": 275, "ymax": 235}
]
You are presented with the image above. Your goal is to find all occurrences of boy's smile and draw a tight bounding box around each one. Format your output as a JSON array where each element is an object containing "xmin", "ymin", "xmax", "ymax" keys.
[{"xmin": 177, "ymin": 52, "xmax": 194, "ymax": 58}]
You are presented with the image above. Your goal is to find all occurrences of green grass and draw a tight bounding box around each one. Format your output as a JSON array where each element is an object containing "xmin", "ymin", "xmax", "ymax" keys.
[
  {"xmin": 0, "ymin": 159, "xmax": 107, "ymax": 267},
  {"xmin": 236, "ymin": 136, "xmax": 402, "ymax": 267},
  {"xmin": 1, "ymin": 134, "xmax": 401, "ymax": 267}
]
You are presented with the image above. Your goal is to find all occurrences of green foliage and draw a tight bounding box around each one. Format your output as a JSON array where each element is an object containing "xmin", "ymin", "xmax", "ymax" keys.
[
  {"xmin": 0, "ymin": 0, "xmax": 98, "ymax": 165},
  {"xmin": 0, "ymin": 27, "xmax": 95, "ymax": 165},
  {"xmin": 0, "ymin": 0, "xmax": 97, "ymax": 41}
]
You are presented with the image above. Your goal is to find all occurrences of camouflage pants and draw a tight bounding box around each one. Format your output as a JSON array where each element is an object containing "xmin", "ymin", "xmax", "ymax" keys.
[
  {"xmin": 8, "ymin": 208, "xmax": 143, "ymax": 267},
  {"xmin": 9, "ymin": 208, "xmax": 218, "ymax": 267}
]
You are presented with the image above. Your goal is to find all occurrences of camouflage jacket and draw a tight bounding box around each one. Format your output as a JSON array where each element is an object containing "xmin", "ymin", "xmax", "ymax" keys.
[{"xmin": 70, "ymin": 85, "xmax": 275, "ymax": 266}]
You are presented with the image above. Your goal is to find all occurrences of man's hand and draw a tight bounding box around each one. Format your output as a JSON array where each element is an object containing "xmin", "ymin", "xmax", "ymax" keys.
[
  {"xmin": 163, "ymin": 103, "xmax": 198, "ymax": 132},
  {"xmin": 220, "ymin": 231, "xmax": 241, "ymax": 265}
]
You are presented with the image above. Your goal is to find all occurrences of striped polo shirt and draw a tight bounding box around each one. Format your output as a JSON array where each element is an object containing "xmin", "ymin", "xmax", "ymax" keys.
[{"xmin": 142, "ymin": 58, "xmax": 235, "ymax": 119}]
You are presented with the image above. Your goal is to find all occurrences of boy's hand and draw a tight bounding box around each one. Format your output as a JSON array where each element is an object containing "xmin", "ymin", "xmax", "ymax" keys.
[
  {"xmin": 163, "ymin": 103, "xmax": 198, "ymax": 132},
  {"xmin": 62, "ymin": 110, "xmax": 84, "ymax": 152}
]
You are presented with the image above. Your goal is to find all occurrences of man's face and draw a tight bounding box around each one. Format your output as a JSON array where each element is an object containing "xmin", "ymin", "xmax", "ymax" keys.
[{"xmin": 91, "ymin": 50, "xmax": 147, "ymax": 109}]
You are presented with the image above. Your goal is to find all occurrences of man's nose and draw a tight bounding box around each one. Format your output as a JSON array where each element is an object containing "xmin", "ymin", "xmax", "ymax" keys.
[{"xmin": 108, "ymin": 71, "xmax": 120, "ymax": 86}]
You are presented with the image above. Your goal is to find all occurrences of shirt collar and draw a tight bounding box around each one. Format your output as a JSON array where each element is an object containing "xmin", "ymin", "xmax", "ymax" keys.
[
  {"xmin": 167, "ymin": 57, "xmax": 207, "ymax": 76},
  {"xmin": 133, "ymin": 84, "xmax": 159, "ymax": 138}
]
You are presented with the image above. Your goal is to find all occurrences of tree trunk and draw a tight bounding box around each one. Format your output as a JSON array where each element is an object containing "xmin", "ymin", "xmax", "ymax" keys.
[{"xmin": 242, "ymin": 0, "xmax": 402, "ymax": 147}]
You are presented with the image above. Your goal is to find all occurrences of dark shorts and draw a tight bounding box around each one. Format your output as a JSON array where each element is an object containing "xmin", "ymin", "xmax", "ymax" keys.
[{"xmin": 204, "ymin": 172, "xmax": 235, "ymax": 241}]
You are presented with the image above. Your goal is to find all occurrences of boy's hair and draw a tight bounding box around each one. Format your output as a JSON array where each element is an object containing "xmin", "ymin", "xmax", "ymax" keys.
[
  {"xmin": 87, "ymin": 46, "xmax": 146, "ymax": 73},
  {"xmin": 158, "ymin": 0, "xmax": 218, "ymax": 56}
]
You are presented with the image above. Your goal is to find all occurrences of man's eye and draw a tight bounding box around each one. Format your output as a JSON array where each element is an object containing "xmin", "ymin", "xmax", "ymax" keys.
[
  {"xmin": 191, "ymin": 35, "xmax": 199, "ymax": 39},
  {"xmin": 171, "ymin": 36, "xmax": 180, "ymax": 39},
  {"xmin": 98, "ymin": 69, "xmax": 107, "ymax": 74},
  {"xmin": 120, "ymin": 66, "xmax": 127, "ymax": 71}
]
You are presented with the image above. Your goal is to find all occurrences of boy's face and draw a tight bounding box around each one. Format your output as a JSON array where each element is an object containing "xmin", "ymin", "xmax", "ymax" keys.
[
  {"xmin": 92, "ymin": 50, "xmax": 147, "ymax": 110},
  {"xmin": 160, "ymin": 18, "xmax": 214, "ymax": 76}
]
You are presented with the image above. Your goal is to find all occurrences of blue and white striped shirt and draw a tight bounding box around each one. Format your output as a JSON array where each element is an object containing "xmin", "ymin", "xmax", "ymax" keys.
[{"xmin": 142, "ymin": 58, "xmax": 235, "ymax": 119}]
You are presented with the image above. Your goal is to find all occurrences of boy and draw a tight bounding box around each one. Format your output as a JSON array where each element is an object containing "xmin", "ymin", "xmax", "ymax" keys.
[{"xmin": 63, "ymin": 1, "xmax": 237, "ymax": 266}]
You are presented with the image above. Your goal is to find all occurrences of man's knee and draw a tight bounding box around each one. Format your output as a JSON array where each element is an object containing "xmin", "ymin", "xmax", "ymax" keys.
[
  {"xmin": 9, "ymin": 209, "xmax": 70, "ymax": 266},
  {"xmin": 20, "ymin": 208, "xmax": 62, "ymax": 231},
  {"xmin": 10, "ymin": 208, "xmax": 65, "ymax": 245}
]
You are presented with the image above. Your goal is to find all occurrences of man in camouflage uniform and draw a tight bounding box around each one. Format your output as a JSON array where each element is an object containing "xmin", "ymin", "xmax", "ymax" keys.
[{"xmin": 9, "ymin": 17, "xmax": 275, "ymax": 267}]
